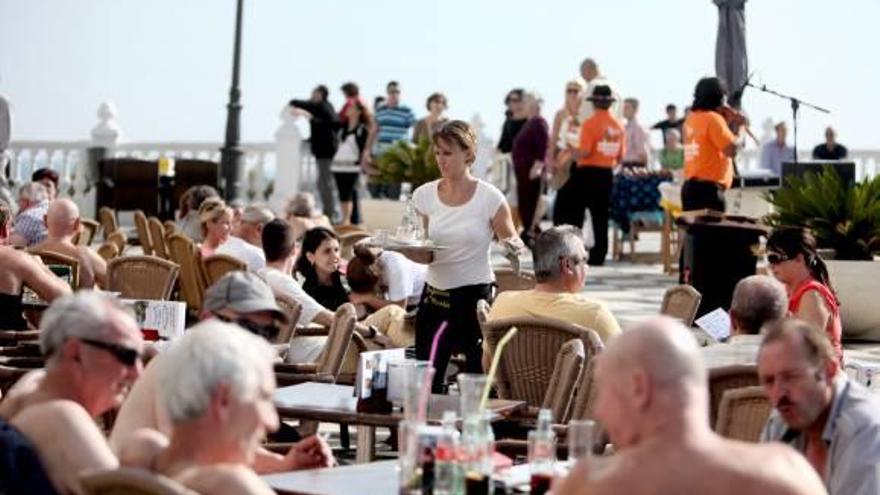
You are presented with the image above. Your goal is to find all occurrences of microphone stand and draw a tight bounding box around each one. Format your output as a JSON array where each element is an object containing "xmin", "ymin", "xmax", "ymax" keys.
[{"xmin": 745, "ymin": 82, "xmax": 831, "ymax": 163}]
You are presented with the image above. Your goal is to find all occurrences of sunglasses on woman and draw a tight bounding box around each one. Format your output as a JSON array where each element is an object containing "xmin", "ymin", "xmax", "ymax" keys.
[{"xmin": 766, "ymin": 252, "xmax": 790, "ymax": 265}]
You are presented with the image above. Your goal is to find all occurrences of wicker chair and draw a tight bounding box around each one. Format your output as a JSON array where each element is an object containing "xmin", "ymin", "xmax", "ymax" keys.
[
  {"xmin": 339, "ymin": 231, "xmax": 372, "ymax": 260},
  {"xmin": 107, "ymin": 256, "xmax": 180, "ymax": 300},
  {"xmin": 167, "ymin": 233, "xmax": 206, "ymax": 311},
  {"xmin": 133, "ymin": 210, "xmax": 154, "ymax": 256},
  {"xmin": 274, "ymin": 303, "xmax": 357, "ymax": 386},
  {"xmin": 80, "ymin": 467, "xmax": 196, "ymax": 495},
  {"xmin": 708, "ymin": 364, "xmax": 759, "ymax": 427},
  {"xmin": 660, "ymin": 284, "xmax": 702, "ymax": 327},
  {"xmin": 274, "ymin": 293, "xmax": 303, "ymax": 346},
  {"xmin": 201, "ymin": 253, "xmax": 246, "ymax": 287},
  {"xmin": 107, "ymin": 231, "xmax": 127, "ymax": 256},
  {"xmin": 96, "ymin": 242, "xmax": 120, "ymax": 261},
  {"xmin": 148, "ymin": 217, "xmax": 169, "ymax": 260},
  {"xmin": 540, "ymin": 339, "xmax": 586, "ymax": 422},
  {"xmin": 75, "ymin": 218, "xmax": 100, "ymax": 246},
  {"xmin": 480, "ymin": 314, "xmax": 604, "ymax": 423},
  {"xmin": 163, "ymin": 220, "xmax": 177, "ymax": 235},
  {"xmin": 98, "ymin": 207, "xmax": 119, "ymax": 241},
  {"xmin": 714, "ymin": 386, "xmax": 772, "ymax": 442},
  {"xmin": 493, "ymin": 267, "xmax": 536, "ymax": 294},
  {"xmin": 29, "ymin": 249, "xmax": 80, "ymax": 289}
]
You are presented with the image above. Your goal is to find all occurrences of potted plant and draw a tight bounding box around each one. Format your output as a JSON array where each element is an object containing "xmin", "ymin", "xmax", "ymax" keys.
[
  {"xmin": 765, "ymin": 168, "xmax": 880, "ymax": 340},
  {"xmin": 374, "ymin": 137, "xmax": 440, "ymax": 190}
]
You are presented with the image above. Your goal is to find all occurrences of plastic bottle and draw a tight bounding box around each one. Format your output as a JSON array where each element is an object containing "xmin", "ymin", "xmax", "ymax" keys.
[
  {"xmin": 434, "ymin": 411, "xmax": 463, "ymax": 495},
  {"xmin": 528, "ymin": 409, "xmax": 556, "ymax": 495}
]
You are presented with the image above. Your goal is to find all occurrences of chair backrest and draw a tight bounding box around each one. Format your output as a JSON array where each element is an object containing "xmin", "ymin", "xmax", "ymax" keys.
[
  {"xmin": 493, "ymin": 267, "xmax": 536, "ymax": 294},
  {"xmin": 107, "ymin": 231, "xmax": 127, "ymax": 255},
  {"xmin": 107, "ymin": 256, "xmax": 180, "ymax": 300},
  {"xmin": 714, "ymin": 386, "xmax": 772, "ymax": 443},
  {"xmin": 133, "ymin": 210, "xmax": 154, "ymax": 256},
  {"xmin": 96, "ymin": 241, "xmax": 120, "ymax": 262},
  {"xmin": 167, "ymin": 233, "xmax": 205, "ymax": 311},
  {"xmin": 541, "ymin": 339, "xmax": 585, "ymax": 422},
  {"xmin": 339, "ymin": 231, "xmax": 372, "ymax": 260},
  {"xmin": 0, "ymin": 355, "xmax": 44, "ymax": 395},
  {"xmin": 29, "ymin": 249, "xmax": 80, "ymax": 289},
  {"xmin": 660, "ymin": 284, "xmax": 702, "ymax": 327},
  {"xmin": 76, "ymin": 218, "xmax": 100, "ymax": 246},
  {"xmin": 201, "ymin": 253, "xmax": 246, "ymax": 286},
  {"xmin": 274, "ymin": 293, "xmax": 303, "ymax": 345},
  {"xmin": 80, "ymin": 467, "xmax": 195, "ymax": 495},
  {"xmin": 316, "ymin": 303, "xmax": 357, "ymax": 378},
  {"xmin": 148, "ymin": 217, "xmax": 169, "ymax": 260},
  {"xmin": 708, "ymin": 364, "xmax": 759, "ymax": 427},
  {"xmin": 98, "ymin": 207, "xmax": 119, "ymax": 241},
  {"xmin": 480, "ymin": 315, "xmax": 604, "ymax": 418},
  {"xmin": 163, "ymin": 220, "xmax": 177, "ymax": 234}
]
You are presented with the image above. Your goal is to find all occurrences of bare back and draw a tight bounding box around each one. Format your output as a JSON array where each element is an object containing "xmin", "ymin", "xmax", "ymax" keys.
[
  {"xmin": 0, "ymin": 246, "xmax": 69, "ymax": 306},
  {"xmin": 175, "ymin": 464, "xmax": 275, "ymax": 495},
  {"xmin": 576, "ymin": 436, "xmax": 826, "ymax": 495},
  {"xmin": 31, "ymin": 239, "xmax": 106, "ymax": 289}
]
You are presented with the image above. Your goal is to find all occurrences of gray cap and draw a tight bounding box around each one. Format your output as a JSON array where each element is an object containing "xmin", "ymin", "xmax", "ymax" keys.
[{"xmin": 203, "ymin": 272, "xmax": 288, "ymax": 322}]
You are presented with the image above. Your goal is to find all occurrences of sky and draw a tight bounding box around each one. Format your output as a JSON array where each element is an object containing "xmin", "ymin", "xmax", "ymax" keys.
[{"xmin": 1, "ymin": 0, "xmax": 878, "ymax": 151}]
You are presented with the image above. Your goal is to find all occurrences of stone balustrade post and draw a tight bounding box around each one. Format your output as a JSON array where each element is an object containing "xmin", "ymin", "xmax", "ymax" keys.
[
  {"xmin": 270, "ymin": 105, "xmax": 307, "ymax": 214},
  {"xmin": 84, "ymin": 101, "xmax": 122, "ymax": 219}
]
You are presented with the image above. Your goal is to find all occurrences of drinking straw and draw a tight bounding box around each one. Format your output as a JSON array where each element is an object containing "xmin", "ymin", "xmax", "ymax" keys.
[
  {"xmin": 479, "ymin": 327, "xmax": 518, "ymax": 411},
  {"xmin": 417, "ymin": 321, "xmax": 448, "ymax": 422}
]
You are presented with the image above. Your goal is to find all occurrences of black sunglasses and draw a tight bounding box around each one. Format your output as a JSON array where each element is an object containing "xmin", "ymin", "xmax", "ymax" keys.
[
  {"xmin": 766, "ymin": 252, "xmax": 789, "ymax": 265},
  {"xmin": 216, "ymin": 314, "xmax": 281, "ymax": 340},
  {"xmin": 80, "ymin": 338, "xmax": 141, "ymax": 366}
]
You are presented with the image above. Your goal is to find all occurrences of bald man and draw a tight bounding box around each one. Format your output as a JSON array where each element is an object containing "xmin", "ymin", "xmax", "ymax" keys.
[
  {"xmin": 553, "ymin": 316, "xmax": 826, "ymax": 495},
  {"xmin": 30, "ymin": 198, "xmax": 107, "ymax": 289}
]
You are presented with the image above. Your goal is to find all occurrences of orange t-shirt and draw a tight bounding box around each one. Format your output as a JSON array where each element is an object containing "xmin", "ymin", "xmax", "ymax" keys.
[
  {"xmin": 577, "ymin": 110, "xmax": 626, "ymax": 168},
  {"xmin": 683, "ymin": 110, "xmax": 736, "ymax": 188}
]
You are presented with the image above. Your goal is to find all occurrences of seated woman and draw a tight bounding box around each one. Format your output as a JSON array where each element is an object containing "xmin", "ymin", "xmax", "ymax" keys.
[
  {"xmin": 347, "ymin": 244, "xmax": 427, "ymax": 311},
  {"xmin": 0, "ymin": 201, "xmax": 70, "ymax": 329},
  {"xmin": 198, "ymin": 198, "xmax": 233, "ymax": 258},
  {"xmin": 767, "ymin": 226, "xmax": 843, "ymax": 365},
  {"xmin": 285, "ymin": 193, "xmax": 332, "ymax": 242},
  {"xmin": 295, "ymin": 227, "xmax": 408, "ymax": 366}
]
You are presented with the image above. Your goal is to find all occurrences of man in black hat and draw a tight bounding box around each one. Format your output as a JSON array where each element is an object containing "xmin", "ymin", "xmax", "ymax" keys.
[{"xmin": 553, "ymin": 84, "xmax": 626, "ymax": 266}]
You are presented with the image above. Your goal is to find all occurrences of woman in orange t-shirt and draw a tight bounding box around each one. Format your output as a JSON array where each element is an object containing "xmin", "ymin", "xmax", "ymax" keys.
[{"xmin": 681, "ymin": 77, "xmax": 745, "ymax": 212}]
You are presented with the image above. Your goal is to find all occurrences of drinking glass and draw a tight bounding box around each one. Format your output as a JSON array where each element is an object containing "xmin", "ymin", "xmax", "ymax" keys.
[
  {"xmin": 567, "ymin": 419, "xmax": 598, "ymax": 463},
  {"xmin": 457, "ymin": 374, "xmax": 488, "ymax": 421}
]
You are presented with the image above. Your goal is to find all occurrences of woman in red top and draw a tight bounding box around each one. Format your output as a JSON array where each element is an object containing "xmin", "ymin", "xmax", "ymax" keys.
[{"xmin": 767, "ymin": 227, "xmax": 843, "ymax": 364}]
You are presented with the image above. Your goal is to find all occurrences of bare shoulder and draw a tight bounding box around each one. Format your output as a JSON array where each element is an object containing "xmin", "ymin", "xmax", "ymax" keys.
[
  {"xmin": 0, "ymin": 369, "xmax": 46, "ymax": 420},
  {"xmin": 726, "ymin": 441, "xmax": 826, "ymax": 495},
  {"xmin": 177, "ymin": 464, "xmax": 274, "ymax": 495},
  {"xmin": 116, "ymin": 428, "xmax": 168, "ymax": 469}
]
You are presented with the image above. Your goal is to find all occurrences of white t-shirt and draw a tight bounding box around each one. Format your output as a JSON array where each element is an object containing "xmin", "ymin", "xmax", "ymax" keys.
[
  {"xmin": 257, "ymin": 266, "xmax": 326, "ymax": 327},
  {"xmin": 216, "ymin": 236, "xmax": 266, "ymax": 272},
  {"xmin": 378, "ymin": 250, "xmax": 427, "ymax": 306},
  {"xmin": 412, "ymin": 179, "xmax": 505, "ymax": 290}
]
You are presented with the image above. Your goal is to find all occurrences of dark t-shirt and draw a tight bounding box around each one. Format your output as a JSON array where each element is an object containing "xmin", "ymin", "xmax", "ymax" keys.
[
  {"xmin": 0, "ymin": 419, "xmax": 59, "ymax": 495},
  {"xmin": 812, "ymin": 143, "xmax": 848, "ymax": 160},
  {"xmin": 497, "ymin": 117, "xmax": 527, "ymax": 153},
  {"xmin": 302, "ymin": 274, "xmax": 349, "ymax": 311},
  {"xmin": 511, "ymin": 116, "xmax": 549, "ymax": 169}
]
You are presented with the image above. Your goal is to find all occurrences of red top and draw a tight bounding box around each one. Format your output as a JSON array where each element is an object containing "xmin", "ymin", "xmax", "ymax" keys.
[{"xmin": 789, "ymin": 279, "xmax": 843, "ymax": 365}]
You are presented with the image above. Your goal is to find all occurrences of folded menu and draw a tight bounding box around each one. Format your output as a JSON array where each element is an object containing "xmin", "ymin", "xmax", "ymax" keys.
[{"xmin": 121, "ymin": 299, "xmax": 186, "ymax": 341}]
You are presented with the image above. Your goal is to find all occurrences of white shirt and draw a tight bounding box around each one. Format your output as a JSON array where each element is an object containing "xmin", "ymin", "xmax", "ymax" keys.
[
  {"xmin": 257, "ymin": 266, "xmax": 325, "ymax": 327},
  {"xmin": 378, "ymin": 250, "xmax": 427, "ymax": 306},
  {"xmin": 216, "ymin": 236, "xmax": 266, "ymax": 272},
  {"xmin": 413, "ymin": 179, "xmax": 505, "ymax": 290}
]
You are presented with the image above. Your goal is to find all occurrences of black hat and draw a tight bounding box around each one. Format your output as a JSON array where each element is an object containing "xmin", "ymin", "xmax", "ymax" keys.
[{"xmin": 587, "ymin": 85, "xmax": 615, "ymax": 102}]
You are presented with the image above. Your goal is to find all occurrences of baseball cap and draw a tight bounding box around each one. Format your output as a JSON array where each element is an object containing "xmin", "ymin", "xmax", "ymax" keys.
[{"xmin": 203, "ymin": 272, "xmax": 288, "ymax": 323}]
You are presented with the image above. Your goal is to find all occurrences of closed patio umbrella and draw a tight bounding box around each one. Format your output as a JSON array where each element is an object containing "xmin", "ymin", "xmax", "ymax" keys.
[{"xmin": 714, "ymin": 0, "xmax": 748, "ymax": 109}]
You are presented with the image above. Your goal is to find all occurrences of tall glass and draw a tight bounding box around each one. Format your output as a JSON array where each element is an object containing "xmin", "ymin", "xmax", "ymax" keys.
[
  {"xmin": 457, "ymin": 374, "xmax": 488, "ymax": 420},
  {"xmin": 567, "ymin": 419, "xmax": 598, "ymax": 463},
  {"xmin": 402, "ymin": 361, "xmax": 435, "ymax": 423},
  {"xmin": 397, "ymin": 419, "xmax": 421, "ymax": 493}
]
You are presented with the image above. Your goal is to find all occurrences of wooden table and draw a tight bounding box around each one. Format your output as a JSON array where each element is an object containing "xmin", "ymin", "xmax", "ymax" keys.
[
  {"xmin": 274, "ymin": 382, "xmax": 526, "ymax": 463},
  {"xmin": 263, "ymin": 460, "xmax": 398, "ymax": 495}
]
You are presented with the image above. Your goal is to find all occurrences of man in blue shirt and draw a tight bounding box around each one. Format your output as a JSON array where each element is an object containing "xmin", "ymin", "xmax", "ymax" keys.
[
  {"xmin": 759, "ymin": 319, "xmax": 880, "ymax": 495},
  {"xmin": 364, "ymin": 81, "xmax": 415, "ymax": 199},
  {"xmin": 759, "ymin": 121, "xmax": 794, "ymax": 176}
]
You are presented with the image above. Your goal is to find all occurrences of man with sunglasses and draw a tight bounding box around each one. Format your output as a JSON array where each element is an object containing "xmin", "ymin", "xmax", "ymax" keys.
[
  {"xmin": 0, "ymin": 291, "xmax": 143, "ymax": 494},
  {"xmin": 110, "ymin": 272, "xmax": 332, "ymax": 475},
  {"xmin": 759, "ymin": 319, "xmax": 880, "ymax": 495},
  {"xmin": 487, "ymin": 225, "xmax": 621, "ymax": 345}
]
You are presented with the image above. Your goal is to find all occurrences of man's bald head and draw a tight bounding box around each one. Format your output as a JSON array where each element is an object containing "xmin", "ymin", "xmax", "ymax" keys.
[
  {"xmin": 594, "ymin": 317, "xmax": 707, "ymax": 448},
  {"xmin": 45, "ymin": 198, "xmax": 80, "ymax": 237}
]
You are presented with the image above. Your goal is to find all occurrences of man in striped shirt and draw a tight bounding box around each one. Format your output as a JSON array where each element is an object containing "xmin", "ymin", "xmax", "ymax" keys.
[{"xmin": 364, "ymin": 81, "xmax": 415, "ymax": 199}]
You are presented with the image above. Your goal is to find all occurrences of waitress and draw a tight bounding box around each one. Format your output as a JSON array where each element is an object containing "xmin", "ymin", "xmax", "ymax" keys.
[
  {"xmin": 681, "ymin": 76, "xmax": 745, "ymax": 212},
  {"xmin": 412, "ymin": 120, "xmax": 521, "ymax": 392}
]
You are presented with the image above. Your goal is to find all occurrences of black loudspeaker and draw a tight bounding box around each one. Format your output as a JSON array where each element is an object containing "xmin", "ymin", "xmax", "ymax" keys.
[{"xmin": 679, "ymin": 212, "xmax": 768, "ymax": 318}]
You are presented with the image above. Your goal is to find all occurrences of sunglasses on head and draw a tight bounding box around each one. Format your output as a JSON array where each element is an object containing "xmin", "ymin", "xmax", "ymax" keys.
[
  {"xmin": 80, "ymin": 338, "xmax": 141, "ymax": 366},
  {"xmin": 766, "ymin": 252, "xmax": 790, "ymax": 265},
  {"xmin": 566, "ymin": 88, "xmax": 580, "ymax": 94}
]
